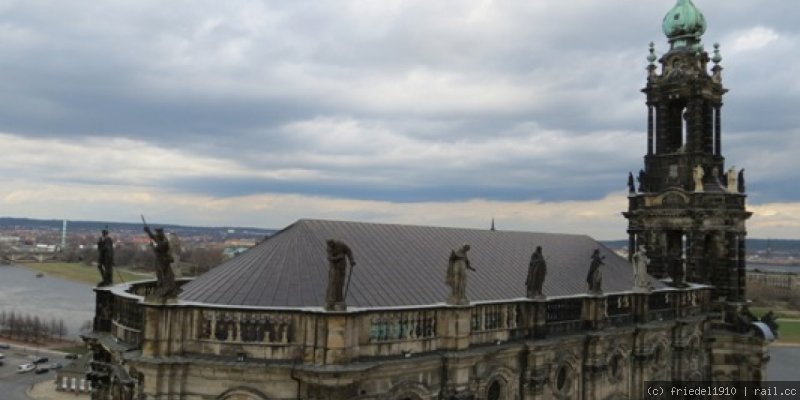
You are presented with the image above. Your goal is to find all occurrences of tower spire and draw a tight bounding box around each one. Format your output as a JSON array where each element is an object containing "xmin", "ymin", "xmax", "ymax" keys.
[
  {"xmin": 662, "ymin": 0, "xmax": 707, "ymax": 51},
  {"xmin": 624, "ymin": 0, "xmax": 750, "ymax": 302}
]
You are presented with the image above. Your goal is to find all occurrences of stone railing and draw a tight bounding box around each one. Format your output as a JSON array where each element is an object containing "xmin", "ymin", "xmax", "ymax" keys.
[
  {"xmin": 545, "ymin": 298, "xmax": 584, "ymax": 336},
  {"xmin": 125, "ymin": 278, "xmax": 192, "ymax": 297},
  {"xmin": 197, "ymin": 310, "xmax": 296, "ymax": 344},
  {"xmin": 647, "ymin": 291, "xmax": 675, "ymax": 321},
  {"xmin": 606, "ymin": 295, "xmax": 633, "ymax": 327},
  {"xmin": 356, "ymin": 309, "xmax": 440, "ymax": 358},
  {"xmin": 366, "ymin": 309, "xmax": 437, "ymax": 343},
  {"xmin": 469, "ymin": 303, "xmax": 523, "ymax": 344},
  {"xmin": 97, "ymin": 279, "xmax": 714, "ymax": 363},
  {"xmin": 111, "ymin": 296, "xmax": 143, "ymax": 344},
  {"xmin": 185, "ymin": 309, "xmax": 304, "ymax": 360}
]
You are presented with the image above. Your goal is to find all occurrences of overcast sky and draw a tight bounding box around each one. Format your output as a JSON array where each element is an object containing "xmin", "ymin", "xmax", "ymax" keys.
[{"xmin": 0, "ymin": 0, "xmax": 798, "ymax": 239}]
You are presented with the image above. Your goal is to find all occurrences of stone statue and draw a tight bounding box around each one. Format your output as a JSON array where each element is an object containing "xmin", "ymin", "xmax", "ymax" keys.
[
  {"xmin": 761, "ymin": 311, "xmax": 779, "ymax": 337},
  {"xmin": 446, "ymin": 244, "xmax": 476, "ymax": 305},
  {"xmin": 738, "ymin": 168, "xmax": 745, "ymax": 193},
  {"xmin": 586, "ymin": 249, "xmax": 604, "ymax": 294},
  {"xmin": 325, "ymin": 239, "xmax": 356, "ymax": 310},
  {"xmin": 726, "ymin": 166, "xmax": 737, "ymax": 193},
  {"xmin": 627, "ymin": 172, "xmax": 635, "ymax": 193},
  {"xmin": 692, "ymin": 165, "xmax": 704, "ymax": 192},
  {"xmin": 631, "ymin": 245, "xmax": 650, "ymax": 291},
  {"xmin": 144, "ymin": 226, "xmax": 180, "ymax": 298},
  {"xmin": 526, "ymin": 246, "xmax": 547, "ymax": 298},
  {"xmin": 96, "ymin": 229, "xmax": 114, "ymax": 287}
]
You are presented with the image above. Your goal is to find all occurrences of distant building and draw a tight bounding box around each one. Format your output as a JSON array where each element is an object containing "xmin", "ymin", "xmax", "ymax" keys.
[
  {"xmin": 747, "ymin": 270, "xmax": 798, "ymax": 291},
  {"xmin": 56, "ymin": 353, "xmax": 92, "ymax": 394}
]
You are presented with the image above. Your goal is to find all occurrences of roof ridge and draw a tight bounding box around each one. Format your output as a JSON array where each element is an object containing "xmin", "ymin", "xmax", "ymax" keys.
[{"xmin": 298, "ymin": 218, "xmax": 585, "ymax": 237}]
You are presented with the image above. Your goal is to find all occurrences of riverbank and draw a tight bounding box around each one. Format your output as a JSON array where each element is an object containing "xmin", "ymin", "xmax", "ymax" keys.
[
  {"xmin": 0, "ymin": 335, "xmax": 84, "ymax": 355},
  {"xmin": 17, "ymin": 262, "xmax": 152, "ymax": 285}
]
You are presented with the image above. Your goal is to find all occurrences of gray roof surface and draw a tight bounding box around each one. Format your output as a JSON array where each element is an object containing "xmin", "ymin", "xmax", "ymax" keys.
[{"xmin": 180, "ymin": 219, "xmax": 657, "ymax": 308}]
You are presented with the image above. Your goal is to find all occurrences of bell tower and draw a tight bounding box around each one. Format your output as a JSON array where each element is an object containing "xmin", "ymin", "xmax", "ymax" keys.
[{"xmin": 623, "ymin": 0, "xmax": 751, "ymax": 301}]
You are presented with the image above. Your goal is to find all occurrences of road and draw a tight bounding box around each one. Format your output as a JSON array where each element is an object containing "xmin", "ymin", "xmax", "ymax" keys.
[
  {"xmin": 0, "ymin": 344, "xmax": 71, "ymax": 400},
  {"xmin": 768, "ymin": 345, "xmax": 800, "ymax": 381}
]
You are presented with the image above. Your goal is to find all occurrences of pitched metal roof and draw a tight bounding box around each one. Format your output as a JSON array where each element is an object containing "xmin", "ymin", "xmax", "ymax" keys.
[{"xmin": 180, "ymin": 219, "xmax": 658, "ymax": 309}]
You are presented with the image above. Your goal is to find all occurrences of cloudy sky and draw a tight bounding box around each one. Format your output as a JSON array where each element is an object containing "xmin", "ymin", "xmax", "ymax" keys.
[{"xmin": 0, "ymin": 0, "xmax": 798, "ymax": 239}]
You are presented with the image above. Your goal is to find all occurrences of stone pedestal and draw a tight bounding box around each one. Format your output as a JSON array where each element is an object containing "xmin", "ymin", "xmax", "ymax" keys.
[
  {"xmin": 93, "ymin": 287, "xmax": 114, "ymax": 333},
  {"xmin": 438, "ymin": 306, "xmax": 471, "ymax": 350}
]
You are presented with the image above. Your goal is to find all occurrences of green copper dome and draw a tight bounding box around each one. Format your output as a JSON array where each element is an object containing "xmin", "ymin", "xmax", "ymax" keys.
[{"xmin": 662, "ymin": 0, "xmax": 706, "ymax": 50}]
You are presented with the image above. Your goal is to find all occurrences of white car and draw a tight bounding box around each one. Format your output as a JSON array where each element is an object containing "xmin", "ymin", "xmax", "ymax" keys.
[
  {"xmin": 17, "ymin": 363, "xmax": 35, "ymax": 373},
  {"xmin": 0, "ymin": 353, "xmax": 5, "ymax": 359}
]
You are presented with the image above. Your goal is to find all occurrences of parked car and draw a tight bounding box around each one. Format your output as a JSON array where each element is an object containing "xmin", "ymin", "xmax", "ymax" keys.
[
  {"xmin": 0, "ymin": 343, "xmax": 9, "ymax": 349},
  {"xmin": 34, "ymin": 366, "xmax": 50, "ymax": 374},
  {"xmin": 30, "ymin": 356, "xmax": 48, "ymax": 364},
  {"xmin": 65, "ymin": 353, "xmax": 79, "ymax": 360},
  {"xmin": 0, "ymin": 352, "xmax": 5, "ymax": 359},
  {"xmin": 17, "ymin": 363, "xmax": 35, "ymax": 373}
]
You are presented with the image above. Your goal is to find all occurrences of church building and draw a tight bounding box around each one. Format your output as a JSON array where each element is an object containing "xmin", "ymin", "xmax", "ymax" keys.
[{"xmin": 83, "ymin": 1, "xmax": 772, "ymax": 399}]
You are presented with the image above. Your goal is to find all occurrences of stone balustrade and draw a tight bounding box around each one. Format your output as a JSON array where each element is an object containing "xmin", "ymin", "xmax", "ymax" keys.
[{"xmin": 95, "ymin": 279, "xmax": 715, "ymax": 364}]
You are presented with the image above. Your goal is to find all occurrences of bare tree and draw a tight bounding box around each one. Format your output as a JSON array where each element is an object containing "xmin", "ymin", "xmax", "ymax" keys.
[{"xmin": 57, "ymin": 319, "xmax": 67, "ymax": 341}]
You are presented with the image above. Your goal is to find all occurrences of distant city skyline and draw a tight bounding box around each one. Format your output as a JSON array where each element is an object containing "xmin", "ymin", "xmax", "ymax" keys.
[{"xmin": 1, "ymin": 0, "xmax": 798, "ymax": 239}]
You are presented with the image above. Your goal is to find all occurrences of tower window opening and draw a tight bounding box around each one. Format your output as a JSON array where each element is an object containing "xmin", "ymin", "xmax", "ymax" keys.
[{"xmin": 681, "ymin": 108, "xmax": 688, "ymax": 151}]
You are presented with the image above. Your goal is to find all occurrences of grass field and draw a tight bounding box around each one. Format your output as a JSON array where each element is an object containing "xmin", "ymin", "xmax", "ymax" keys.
[
  {"xmin": 19, "ymin": 262, "xmax": 152, "ymax": 285},
  {"xmin": 750, "ymin": 307, "xmax": 800, "ymax": 320},
  {"xmin": 776, "ymin": 319, "xmax": 800, "ymax": 344}
]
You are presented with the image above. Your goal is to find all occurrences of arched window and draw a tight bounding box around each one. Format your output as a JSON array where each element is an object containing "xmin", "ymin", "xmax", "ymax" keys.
[
  {"xmin": 681, "ymin": 107, "xmax": 688, "ymax": 149},
  {"xmin": 487, "ymin": 380, "xmax": 502, "ymax": 400}
]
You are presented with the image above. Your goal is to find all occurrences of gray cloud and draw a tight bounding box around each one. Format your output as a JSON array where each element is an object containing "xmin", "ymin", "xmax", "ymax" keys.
[{"xmin": 0, "ymin": 0, "xmax": 798, "ymax": 208}]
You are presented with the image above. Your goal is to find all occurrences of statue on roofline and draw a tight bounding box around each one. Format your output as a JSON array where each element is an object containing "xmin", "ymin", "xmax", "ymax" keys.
[
  {"xmin": 526, "ymin": 246, "xmax": 547, "ymax": 299},
  {"xmin": 326, "ymin": 239, "xmax": 356, "ymax": 311},
  {"xmin": 447, "ymin": 244, "xmax": 475, "ymax": 305},
  {"xmin": 96, "ymin": 228, "xmax": 114, "ymax": 287}
]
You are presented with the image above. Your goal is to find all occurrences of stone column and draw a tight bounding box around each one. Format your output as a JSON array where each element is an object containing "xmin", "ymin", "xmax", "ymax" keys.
[
  {"xmin": 583, "ymin": 296, "xmax": 606, "ymax": 331},
  {"xmin": 736, "ymin": 233, "xmax": 747, "ymax": 302},
  {"xmin": 93, "ymin": 287, "xmax": 114, "ymax": 333},
  {"xmin": 531, "ymin": 300, "xmax": 547, "ymax": 339},
  {"xmin": 714, "ymin": 106, "xmax": 722, "ymax": 155},
  {"xmin": 648, "ymin": 105, "xmax": 655, "ymax": 155}
]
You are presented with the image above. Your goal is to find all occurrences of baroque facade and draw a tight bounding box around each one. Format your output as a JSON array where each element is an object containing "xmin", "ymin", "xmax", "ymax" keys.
[{"xmin": 83, "ymin": 1, "xmax": 771, "ymax": 399}]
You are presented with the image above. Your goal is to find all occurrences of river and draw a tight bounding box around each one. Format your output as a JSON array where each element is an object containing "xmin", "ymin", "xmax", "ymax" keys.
[{"xmin": 0, "ymin": 264, "xmax": 95, "ymax": 337}]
